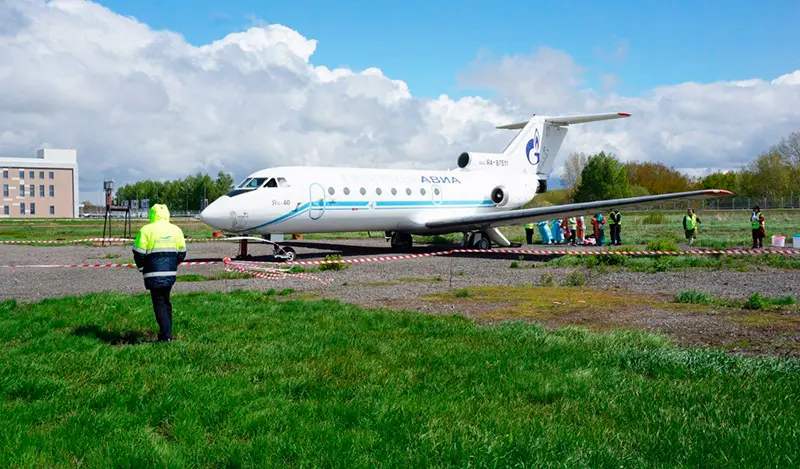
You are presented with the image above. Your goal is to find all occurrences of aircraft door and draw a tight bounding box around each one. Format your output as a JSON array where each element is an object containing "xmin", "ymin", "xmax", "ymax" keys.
[
  {"xmin": 309, "ymin": 183, "xmax": 326, "ymax": 220},
  {"xmin": 431, "ymin": 184, "xmax": 443, "ymax": 206}
]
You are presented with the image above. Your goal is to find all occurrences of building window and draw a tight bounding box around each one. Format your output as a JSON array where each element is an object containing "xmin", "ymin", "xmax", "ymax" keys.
[
  {"xmin": 50, "ymin": 205, "xmax": 55, "ymax": 215},
  {"xmin": 39, "ymin": 185, "xmax": 44, "ymax": 197},
  {"xmin": 2, "ymin": 170, "xmax": 7, "ymax": 179},
  {"xmin": 20, "ymin": 203, "xmax": 25, "ymax": 215},
  {"xmin": 19, "ymin": 185, "xmax": 25, "ymax": 197},
  {"xmin": 19, "ymin": 170, "xmax": 24, "ymax": 179},
  {"xmin": 29, "ymin": 171, "xmax": 35, "ymax": 179},
  {"xmin": 29, "ymin": 185, "xmax": 34, "ymax": 198},
  {"xmin": 2, "ymin": 185, "xmax": 7, "ymax": 197},
  {"xmin": 30, "ymin": 203, "xmax": 35, "ymax": 215},
  {"xmin": 49, "ymin": 185, "xmax": 54, "ymax": 197},
  {"xmin": 39, "ymin": 171, "xmax": 44, "ymax": 179},
  {"xmin": 49, "ymin": 171, "xmax": 54, "ymax": 179},
  {"xmin": 3, "ymin": 206, "xmax": 8, "ymax": 215}
]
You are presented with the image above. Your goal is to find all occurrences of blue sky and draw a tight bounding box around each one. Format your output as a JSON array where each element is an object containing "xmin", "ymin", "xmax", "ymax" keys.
[{"xmin": 96, "ymin": 0, "xmax": 799, "ymax": 98}]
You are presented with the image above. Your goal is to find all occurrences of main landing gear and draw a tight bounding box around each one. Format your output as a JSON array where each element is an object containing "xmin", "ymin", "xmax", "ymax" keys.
[
  {"xmin": 463, "ymin": 232, "xmax": 491, "ymax": 250},
  {"xmin": 386, "ymin": 231, "xmax": 413, "ymax": 250}
]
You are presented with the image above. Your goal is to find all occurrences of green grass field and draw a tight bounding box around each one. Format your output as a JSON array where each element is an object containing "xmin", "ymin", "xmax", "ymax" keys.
[
  {"xmin": 2, "ymin": 291, "xmax": 799, "ymax": 467},
  {"xmin": 2, "ymin": 210, "xmax": 798, "ymax": 248}
]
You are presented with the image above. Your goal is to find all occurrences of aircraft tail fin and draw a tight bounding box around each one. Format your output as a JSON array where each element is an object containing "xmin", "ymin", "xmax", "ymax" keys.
[{"xmin": 497, "ymin": 112, "xmax": 631, "ymax": 193}]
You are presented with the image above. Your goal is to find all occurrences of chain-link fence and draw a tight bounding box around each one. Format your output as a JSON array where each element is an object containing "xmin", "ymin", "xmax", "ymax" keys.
[{"xmin": 644, "ymin": 196, "xmax": 800, "ymax": 211}]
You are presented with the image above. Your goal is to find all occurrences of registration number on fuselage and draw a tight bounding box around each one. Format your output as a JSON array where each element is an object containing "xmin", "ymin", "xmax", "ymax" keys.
[{"xmin": 479, "ymin": 158, "xmax": 509, "ymax": 167}]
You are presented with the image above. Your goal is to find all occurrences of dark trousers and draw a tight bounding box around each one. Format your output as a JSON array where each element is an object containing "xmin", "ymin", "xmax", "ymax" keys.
[
  {"xmin": 568, "ymin": 230, "xmax": 576, "ymax": 245},
  {"xmin": 752, "ymin": 229, "xmax": 764, "ymax": 248},
  {"xmin": 525, "ymin": 228, "xmax": 534, "ymax": 244},
  {"xmin": 150, "ymin": 287, "xmax": 173, "ymax": 341},
  {"xmin": 609, "ymin": 224, "xmax": 621, "ymax": 245}
]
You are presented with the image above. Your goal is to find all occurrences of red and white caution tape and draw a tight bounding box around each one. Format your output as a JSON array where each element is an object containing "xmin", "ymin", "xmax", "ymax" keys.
[
  {"xmin": 0, "ymin": 261, "xmax": 221, "ymax": 269},
  {"xmin": 0, "ymin": 237, "xmax": 236, "ymax": 245},
  {"xmin": 223, "ymin": 258, "xmax": 332, "ymax": 286},
  {"xmin": 232, "ymin": 247, "xmax": 800, "ymax": 268}
]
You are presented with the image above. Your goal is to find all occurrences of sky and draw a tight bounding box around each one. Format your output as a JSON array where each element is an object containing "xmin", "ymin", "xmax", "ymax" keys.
[{"xmin": 0, "ymin": 0, "xmax": 799, "ymax": 203}]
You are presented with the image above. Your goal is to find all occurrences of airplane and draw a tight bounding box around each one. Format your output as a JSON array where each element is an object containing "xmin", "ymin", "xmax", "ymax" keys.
[{"xmin": 199, "ymin": 112, "xmax": 732, "ymax": 260}]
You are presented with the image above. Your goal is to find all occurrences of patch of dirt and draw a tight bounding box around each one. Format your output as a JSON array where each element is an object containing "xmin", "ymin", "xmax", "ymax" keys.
[{"xmin": 330, "ymin": 286, "xmax": 800, "ymax": 357}]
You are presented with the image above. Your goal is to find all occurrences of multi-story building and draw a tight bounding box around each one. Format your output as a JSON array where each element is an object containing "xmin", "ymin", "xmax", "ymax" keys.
[{"xmin": 1, "ymin": 149, "xmax": 80, "ymax": 218}]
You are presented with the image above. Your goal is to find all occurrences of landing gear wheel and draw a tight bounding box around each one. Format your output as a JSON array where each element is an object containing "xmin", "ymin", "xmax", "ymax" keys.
[
  {"xmin": 475, "ymin": 238, "xmax": 491, "ymax": 250},
  {"xmin": 282, "ymin": 247, "xmax": 296, "ymax": 262},
  {"xmin": 390, "ymin": 232, "xmax": 413, "ymax": 250},
  {"xmin": 273, "ymin": 245, "xmax": 296, "ymax": 262}
]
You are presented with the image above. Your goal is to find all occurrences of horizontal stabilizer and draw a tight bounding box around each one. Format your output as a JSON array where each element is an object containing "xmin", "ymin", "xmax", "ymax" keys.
[{"xmin": 496, "ymin": 112, "xmax": 631, "ymax": 130}]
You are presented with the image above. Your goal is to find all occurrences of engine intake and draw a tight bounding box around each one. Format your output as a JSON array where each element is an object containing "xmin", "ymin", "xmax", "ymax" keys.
[
  {"xmin": 491, "ymin": 186, "xmax": 509, "ymax": 206},
  {"xmin": 457, "ymin": 152, "xmax": 470, "ymax": 168}
]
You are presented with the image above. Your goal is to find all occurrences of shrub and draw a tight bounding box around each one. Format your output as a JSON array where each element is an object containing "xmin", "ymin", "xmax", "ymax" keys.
[
  {"xmin": 454, "ymin": 289, "xmax": 469, "ymax": 298},
  {"xmin": 319, "ymin": 254, "xmax": 348, "ymax": 271},
  {"xmin": 675, "ymin": 290, "xmax": 715, "ymax": 304},
  {"xmin": 744, "ymin": 292, "xmax": 766, "ymax": 310},
  {"xmin": 641, "ymin": 212, "xmax": 666, "ymax": 225},
  {"xmin": 562, "ymin": 270, "xmax": 587, "ymax": 287},
  {"xmin": 539, "ymin": 273, "xmax": 555, "ymax": 287},
  {"xmin": 509, "ymin": 261, "xmax": 519, "ymax": 269},
  {"xmin": 647, "ymin": 239, "xmax": 680, "ymax": 252}
]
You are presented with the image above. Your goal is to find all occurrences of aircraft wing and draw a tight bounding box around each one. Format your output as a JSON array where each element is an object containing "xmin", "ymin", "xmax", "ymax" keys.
[{"xmin": 425, "ymin": 189, "xmax": 733, "ymax": 232}]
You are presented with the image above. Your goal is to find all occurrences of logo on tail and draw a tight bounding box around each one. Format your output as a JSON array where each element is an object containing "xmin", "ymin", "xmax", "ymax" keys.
[{"xmin": 525, "ymin": 129, "xmax": 540, "ymax": 165}]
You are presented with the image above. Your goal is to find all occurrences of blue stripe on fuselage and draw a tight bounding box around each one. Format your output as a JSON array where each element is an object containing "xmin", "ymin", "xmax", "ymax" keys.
[{"xmin": 250, "ymin": 199, "xmax": 494, "ymax": 229}]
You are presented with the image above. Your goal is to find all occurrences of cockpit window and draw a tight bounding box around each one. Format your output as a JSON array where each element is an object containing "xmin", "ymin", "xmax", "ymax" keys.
[
  {"xmin": 227, "ymin": 177, "xmax": 269, "ymax": 197},
  {"xmin": 277, "ymin": 177, "xmax": 290, "ymax": 187},
  {"xmin": 265, "ymin": 178, "xmax": 278, "ymax": 188}
]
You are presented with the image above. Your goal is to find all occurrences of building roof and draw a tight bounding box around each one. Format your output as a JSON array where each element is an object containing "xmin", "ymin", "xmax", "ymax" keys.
[{"xmin": 0, "ymin": 149, "xmax": 78, "ymax": 169}]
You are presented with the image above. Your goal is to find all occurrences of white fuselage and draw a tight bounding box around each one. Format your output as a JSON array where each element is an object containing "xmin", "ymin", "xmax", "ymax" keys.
[{"xmin": 200, "ymin": 166, "xmax": 536, "ymax": 235}]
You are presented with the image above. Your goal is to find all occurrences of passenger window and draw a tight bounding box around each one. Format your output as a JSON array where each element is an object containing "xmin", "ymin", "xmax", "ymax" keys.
[
  {"xmin": 360, "ymin": 187, "xmax": 366, "ymax": 195},
  {"xmin": 405, "ymin": 188, "xmax": 411, "ymax": 195},
  {"xmin": 376, "ymin": 188, "xmax": 382, "ymax": 195},
  {"xmin": 391, "ymin": 188, "xmax": 397, "ymax": 196},
  {"xmin": 434, "ymin": 188, "xmax": 440, "ymax": 195},
  {"xmin": 420, "ymin": 188, "xmax": 426, "ymax": 195},
  {"xmin": 265, "ymin": 178, "xmax": 278, "ymax": 188},
  {"xmin": 277, "ymin": 177, "xmax": 290, "ymax": 187},
  {"xmin": 343, "ymin": 187, "xmax": 350, "ymax": 195},
  {"xmin": 328, "ymin": 187, "xmax": 335, "ymax": 195}
]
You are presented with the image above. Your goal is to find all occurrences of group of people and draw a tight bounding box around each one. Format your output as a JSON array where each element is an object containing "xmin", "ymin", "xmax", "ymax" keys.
[
  {"xmin": 524, "ymin": 209, "xmax": 624, "ymax": 246},
  {"xmin": 524, "ymin": 206, "xmax": 768, "ymax": 249}
]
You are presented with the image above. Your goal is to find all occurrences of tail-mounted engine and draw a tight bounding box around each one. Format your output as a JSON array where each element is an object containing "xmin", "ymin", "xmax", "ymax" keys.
[
  {"xmin": 457, "ymin": 152, "xmax": 510, "ymax": 171},
  {"xmin": 490, "ymin": 185, "xmax": 509, "ymax": 206}
]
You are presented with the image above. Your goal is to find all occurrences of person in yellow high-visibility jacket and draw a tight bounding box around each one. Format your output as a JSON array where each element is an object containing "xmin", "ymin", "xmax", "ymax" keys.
[
  {"xmin": 133, "ymin": 204, "xmax": 187, "ymax": 342},
  {"xmin": 750, "ymin": 206, "xmax": 765, "ymax": 249},
  {"xmin": 682, "ymin": 209, "xmax": 701, "ymax": 245},
  {"xmin": 524, "ymin": 223, "xmax": 535, "ymax": 244}
]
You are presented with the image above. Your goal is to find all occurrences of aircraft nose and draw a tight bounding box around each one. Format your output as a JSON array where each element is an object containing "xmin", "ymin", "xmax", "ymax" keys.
[{"xmin": 200, "ymin": 198, "xmax": 231, "ymax": 230}]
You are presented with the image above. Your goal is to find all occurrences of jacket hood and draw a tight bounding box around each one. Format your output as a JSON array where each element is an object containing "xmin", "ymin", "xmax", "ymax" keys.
[{"xmin": 149, "ymin": 204, "xmax": 170, "ymax": 223}]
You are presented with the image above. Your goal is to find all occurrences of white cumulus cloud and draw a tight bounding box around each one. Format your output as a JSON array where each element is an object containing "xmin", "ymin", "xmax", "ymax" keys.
[{"xmin": 0, "ymin": 0, "xmax": 799, "ymax": 203}]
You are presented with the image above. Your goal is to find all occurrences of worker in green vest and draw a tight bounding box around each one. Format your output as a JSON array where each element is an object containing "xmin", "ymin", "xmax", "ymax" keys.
[
  {"xmin": 608, "ymin": 209, "xmax": 622, "ymax": 245},
  {"xmin": 567, "ymin": 217, "xmax": 578, "ymax": 246},
  {"xmin": 682, "ymin": 208, "xmax": 701, "ymax": 245},
  {"xmin": 524, "ymin": 223, "xmax": 536, "ymax": 244},
  {"xmin": 750, "ymin": 206, "xmax": 765, "ymax": 249}
]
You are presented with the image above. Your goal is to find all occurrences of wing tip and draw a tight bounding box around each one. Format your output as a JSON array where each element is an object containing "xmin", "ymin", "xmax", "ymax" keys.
[
  {"xmin": 702, "ymin": 189, "xmax": 734, "ymax": 196},
  {"xmin": 618, "ymin": 112, "xmax": 631, "ymax": 117}
]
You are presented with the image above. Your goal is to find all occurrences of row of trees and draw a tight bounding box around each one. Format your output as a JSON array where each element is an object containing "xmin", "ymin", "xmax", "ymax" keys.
[
  {"xmin": 114, "ymin": 172, "xmax": 235, "ymax": 212},
  {"xmin": 561, "ymin": 131, "xmax": 800, "ymax": 201}
]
